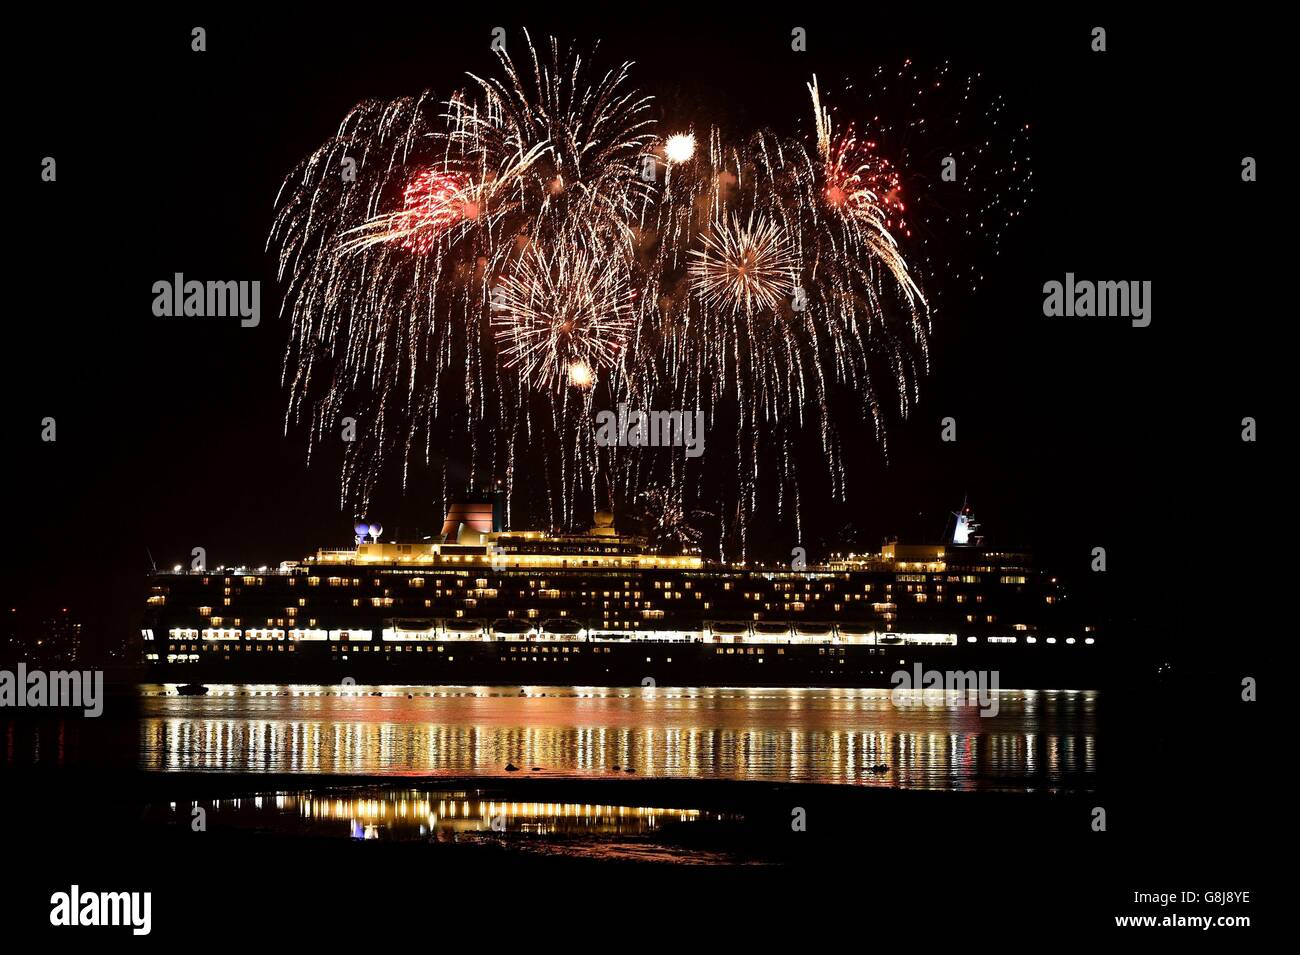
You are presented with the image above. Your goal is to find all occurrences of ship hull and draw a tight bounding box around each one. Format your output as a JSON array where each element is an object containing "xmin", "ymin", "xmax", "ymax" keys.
[{"xmin": 143, "ymin": 639, "xmax": 1104, "ymax": 689}]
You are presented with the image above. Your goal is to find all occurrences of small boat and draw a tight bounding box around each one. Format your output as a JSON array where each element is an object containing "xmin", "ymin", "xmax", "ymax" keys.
[{"xmin": 176, "ymin": 683, "xmax": 209, "ymax": 696}]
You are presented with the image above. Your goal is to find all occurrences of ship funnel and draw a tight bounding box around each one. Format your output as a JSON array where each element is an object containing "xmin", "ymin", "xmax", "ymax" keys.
[{"xmin": 441, "ymin": 490, "xmax": 503, "ymax": 543}]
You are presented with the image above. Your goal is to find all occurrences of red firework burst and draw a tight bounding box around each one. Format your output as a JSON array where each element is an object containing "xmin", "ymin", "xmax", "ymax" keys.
[
  {"xmin": 393, "ymin": 169, "xmax": 476, "ymax": 254},
  {"xmin": 823, "ymin": 130, "xmax": 909, "ymax": 237}
]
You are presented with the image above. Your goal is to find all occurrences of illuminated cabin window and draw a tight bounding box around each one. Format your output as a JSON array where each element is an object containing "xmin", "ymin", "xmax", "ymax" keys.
[
  {"xmin": 308, "ymin": 577, "xmax": 320, "ymax": 586},
  {"xmin": 988, "ymin": 636, "xmax": 1017, "ymax": 643},
  {"xmin": 1000, "ymin": 575, "xmax": 1027, "ymax": 584},
  {"xmin": 410, "ymin": 578, "xmax": 425, "ymax": 588}
]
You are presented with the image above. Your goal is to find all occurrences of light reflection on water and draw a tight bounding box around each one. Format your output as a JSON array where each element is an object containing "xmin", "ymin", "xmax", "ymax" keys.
[
  {"xmin": 151, "ymin": 788, "xmax": 718, "ymax": 841},
  {"xmin": 143, "ymin": 786, "xmax": 747, "ymax": 863},
  {"xmin": 133, "ymin": 685, "xmax": 1097, "ymax": 790}
]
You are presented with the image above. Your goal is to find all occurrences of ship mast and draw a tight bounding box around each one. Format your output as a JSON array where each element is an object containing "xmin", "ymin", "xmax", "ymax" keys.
[{"xmin": 951, "ymin": 497, "xmax": 984, "ymax": 546}]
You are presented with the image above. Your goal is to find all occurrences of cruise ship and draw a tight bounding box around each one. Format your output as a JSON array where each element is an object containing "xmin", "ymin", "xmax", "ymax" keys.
[{"xmin": 142, "ymin": 497, "xmax": 1102, "ymax": 688}]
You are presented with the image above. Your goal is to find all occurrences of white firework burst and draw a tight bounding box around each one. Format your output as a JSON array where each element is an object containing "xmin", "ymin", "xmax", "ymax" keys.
[
  {"xmin": 688, "ymin": 212, "xmax": 798, "ymax": 314},
  {"xmin": 492, "ymin": 233, "xmax": 635, "ymax": 392}
]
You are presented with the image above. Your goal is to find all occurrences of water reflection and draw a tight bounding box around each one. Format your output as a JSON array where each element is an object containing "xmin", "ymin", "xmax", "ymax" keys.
[
  {"xmin": 147, "ymin": 787, "xmax": 717, "ymax": 842},
  {"xmin": 129, "ymin": 685, "xmax": 1097, "ymax": 789}
]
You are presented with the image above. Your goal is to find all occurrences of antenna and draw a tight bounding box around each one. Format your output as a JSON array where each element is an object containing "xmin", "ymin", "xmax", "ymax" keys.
[{"xmin": 146, "ymin": 547, "xmax": 157, "ymax": 572}]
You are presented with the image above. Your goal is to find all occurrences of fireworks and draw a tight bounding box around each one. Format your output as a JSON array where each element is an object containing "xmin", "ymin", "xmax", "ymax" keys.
[
  {"xmin": 813, "ymin": 76, "xmax": 907, "ymax": 234},
  {"xmin": 270, "ymin": 33, "xmax": 1028, "ymax": 553},
  {"xmin": 491, "ymin": 232, "xmax": 634, "ymax": 393},
  {"xmin": 664, "ymin": 132, "xmax": 696, "ymax": 164},
  {"xmin": 689, "ymin": 213, "xmax": 797, "ymax": 315},
  {"xmin": 343, "ymin": 169, "xmax": 475, "ymax": 255},
  {"xmin": 633, "ymin": 485, "xmax": 714, "ymax": 550}
]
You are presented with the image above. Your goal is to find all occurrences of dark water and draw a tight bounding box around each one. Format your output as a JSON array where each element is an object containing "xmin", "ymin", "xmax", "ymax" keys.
[{"xmin": 6, "ymin": 684, "xmax": 1098, "ymax": 791}]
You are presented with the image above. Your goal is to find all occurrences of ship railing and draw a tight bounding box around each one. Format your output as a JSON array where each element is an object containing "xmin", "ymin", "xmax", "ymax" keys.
[
  {"xmin": 701, "ymin": 623, "xmax": 885, "ymax": 645},
  {"xmin": 381, "ymin": 619, "xmax": 601, "ymax": 642},
  {"xmin": 156, "ymin": 567, "xmax": 296, "ymax": 575}
]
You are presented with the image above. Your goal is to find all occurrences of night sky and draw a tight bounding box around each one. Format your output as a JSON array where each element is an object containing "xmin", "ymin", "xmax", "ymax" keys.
[{"xmin": 9, "ymin": 14, "xmax": 1276, "ymax": 668}]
